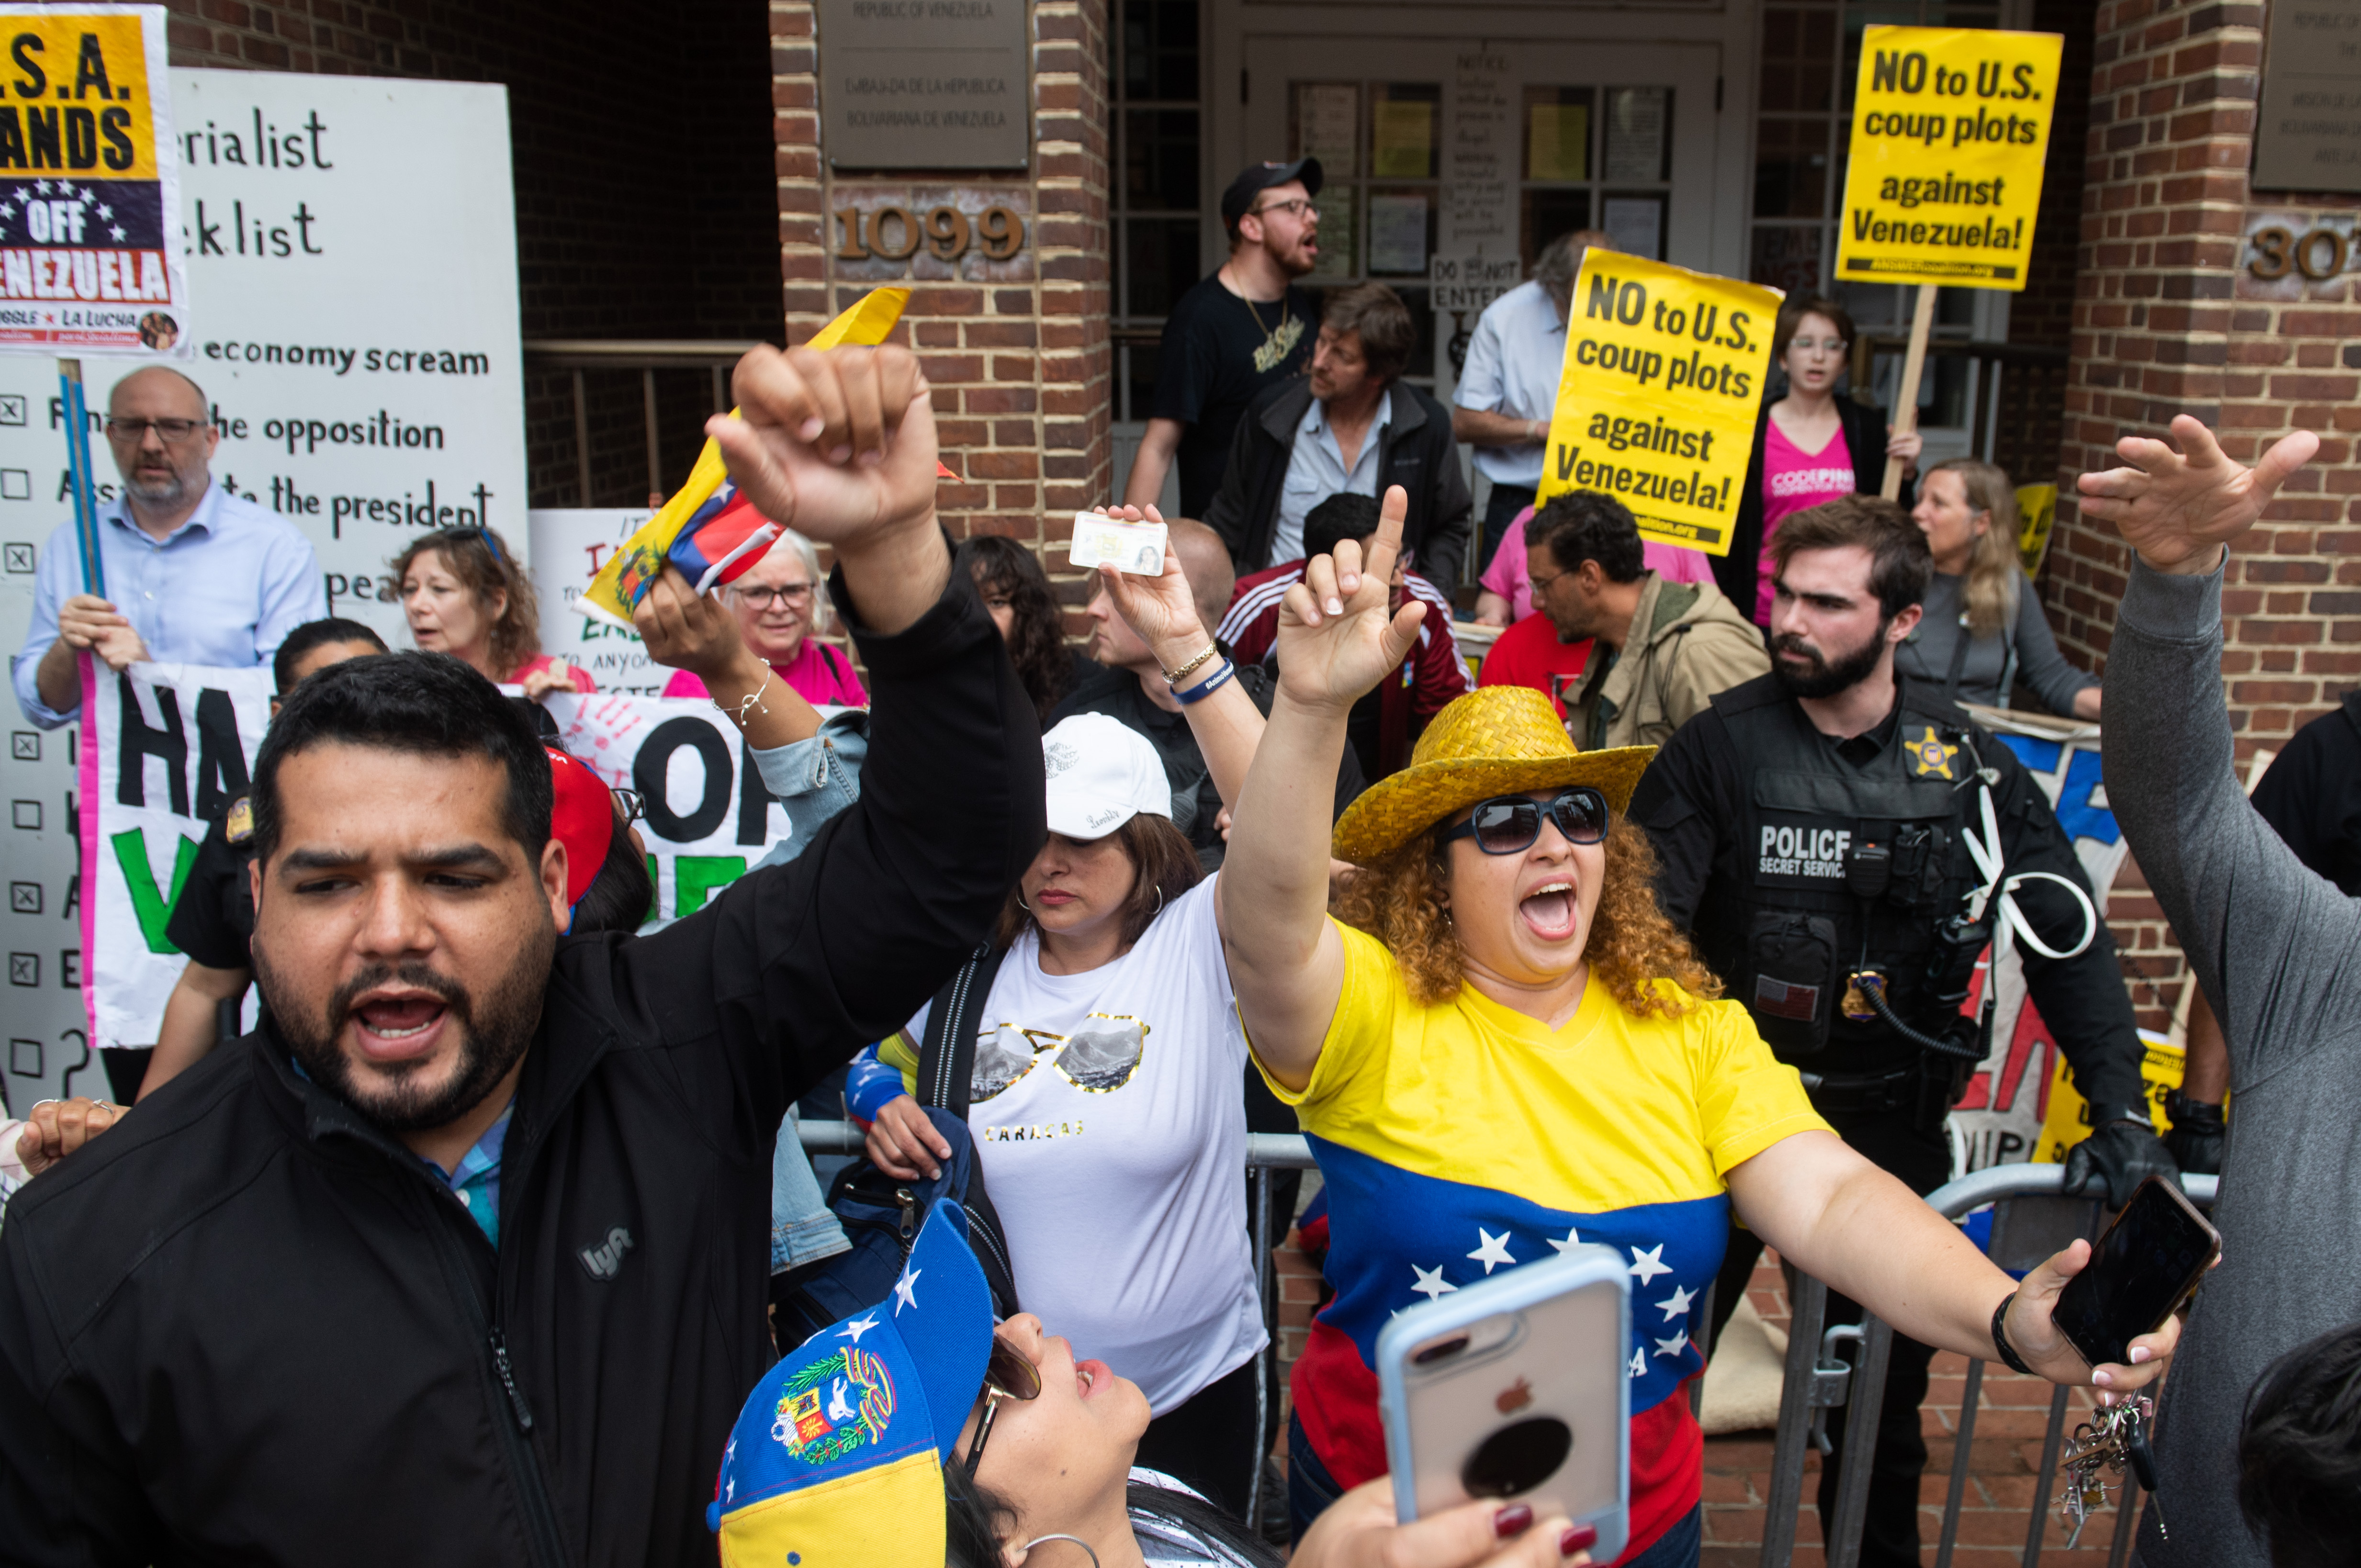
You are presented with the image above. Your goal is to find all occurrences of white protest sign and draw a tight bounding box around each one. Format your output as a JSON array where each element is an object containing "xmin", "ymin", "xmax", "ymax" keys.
[
  {"xmin": 539, "ymin": 691, "xmax": 817, "ymax": 930},
  {"xmin": 1945, "ymin": 715, "xmax": 2129, "ymax": 1176},
  {"xmin": 1, "ymin": 69, "xmax": 525, "ymax": 1107},
  {"xmin": 1428, "ymin": 253, "xmax": 1523, "ymax": 315},
  {"xmin": 76, "ymin": 660, "xmax": 270, "ymax": 1049},
  {"xmin": 528, "ymin": 509, "xmax": 665, "ymax": 694}
]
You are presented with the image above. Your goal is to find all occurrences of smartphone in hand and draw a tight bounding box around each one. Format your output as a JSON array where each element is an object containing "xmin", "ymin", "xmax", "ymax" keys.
[
  {"xmin": 1374, "ymin": 1244, "xmax": 1631, "ymax": 1559},
  {"xmin": 2050, "ymin": 1174, "xmax": 2221, "ymax": 1369}
]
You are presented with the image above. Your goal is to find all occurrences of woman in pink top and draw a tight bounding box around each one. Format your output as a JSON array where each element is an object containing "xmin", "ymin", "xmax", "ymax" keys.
[
  {"xmin": 660, "ymin": 526, "xmax": 868, "ymax": 707},
  {"xmin": 1715, "ymin": 295, "xmax": 1922, "ymax": 626},
  {"xmin": 1473, "ymin": 505, "xmax": 1712, "ymax": 626},
  {"xmin": 394, "ymin": 525, "xmax": 596, "ymax": 698}
]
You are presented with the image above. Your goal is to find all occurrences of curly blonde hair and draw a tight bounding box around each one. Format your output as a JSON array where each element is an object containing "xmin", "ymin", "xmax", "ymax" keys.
[{"xmin": 1332, "ymin": 818, "xmax": 1723, "ymax": 1016}]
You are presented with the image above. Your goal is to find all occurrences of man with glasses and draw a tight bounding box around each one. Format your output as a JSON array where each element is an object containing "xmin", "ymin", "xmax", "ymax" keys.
[
  {"xmin": 1123, "ymin": 158, "xmax": 1323, "ymax": 517},
  {"xmin": 1629, "ymin": 494, "xmax": 2170, "ymax": 1568},
  {"xmin": 14, "ymin": 365, "xmax": 324, "ymax": 729}
]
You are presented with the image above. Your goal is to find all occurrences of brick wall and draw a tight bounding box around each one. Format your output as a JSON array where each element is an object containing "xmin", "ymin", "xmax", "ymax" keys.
[
  {"xmin": 772, "ymin": 0, "xmax": 1112, "ymax": 597},
  {"xmin": 158, "ymin": 0, "xmax": 787, "ymax": 508},
  {"xmin": 2048, "ymin": 0, "xmax": 2361, "ymax": 1030}
]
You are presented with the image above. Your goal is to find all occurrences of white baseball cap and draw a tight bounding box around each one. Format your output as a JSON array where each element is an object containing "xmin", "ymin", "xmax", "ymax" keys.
[{"xmin": 1040, "ymin": 712, "xmax": 1174, "ymax": 840}]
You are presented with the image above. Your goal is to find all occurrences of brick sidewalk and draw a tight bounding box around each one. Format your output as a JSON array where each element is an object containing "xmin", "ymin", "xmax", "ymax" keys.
[{"xmin": 1702, "ymin": 1254, "xmax": 2144, "ymax": 1567}]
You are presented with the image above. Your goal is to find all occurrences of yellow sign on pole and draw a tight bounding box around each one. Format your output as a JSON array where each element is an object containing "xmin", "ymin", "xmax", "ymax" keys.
[
  {"xmin": 1534, "ymin": 252, "xmax": 1780, "ymax": 556},
  {"xmin": 1835, "ymin": 26, "xmax": 2063, "ymax": 290}
]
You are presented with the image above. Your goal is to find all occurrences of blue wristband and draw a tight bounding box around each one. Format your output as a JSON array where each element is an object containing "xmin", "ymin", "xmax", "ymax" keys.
[{"xmin": 1173, "ymin": 659, "xmax": 1235, "ymax": 706}]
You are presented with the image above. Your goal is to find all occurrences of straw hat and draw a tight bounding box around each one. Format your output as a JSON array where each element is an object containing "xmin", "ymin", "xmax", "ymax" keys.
[{"xmin": 1331, "ymin": 685, "xmax": 1656, "ymax": 864}]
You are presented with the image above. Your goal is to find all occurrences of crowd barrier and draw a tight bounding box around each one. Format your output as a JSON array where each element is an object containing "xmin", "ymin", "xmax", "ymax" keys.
[{"xmin": 797, "ymin": 1124, "xmax": 2211, "ymax": 1564}]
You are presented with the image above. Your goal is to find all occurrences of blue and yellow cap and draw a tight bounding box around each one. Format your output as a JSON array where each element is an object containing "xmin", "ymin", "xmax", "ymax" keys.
[{"xmin": 709, "ymin": 1200, "xmax": 994, "ymax": 1568}]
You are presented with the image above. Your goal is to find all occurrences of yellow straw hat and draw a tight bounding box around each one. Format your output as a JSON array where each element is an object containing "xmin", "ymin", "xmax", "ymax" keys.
[{"xmin": 1331, "ymin": 685, "xmax": 1655, "ymax": 865}]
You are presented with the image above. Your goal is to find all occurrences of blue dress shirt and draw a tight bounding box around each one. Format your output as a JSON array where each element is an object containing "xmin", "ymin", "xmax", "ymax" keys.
[
  {"xmin": 1455, "ymin": 280, "xmax": 1567, "ymax": 488},
  {"xmin": 11, "ymin": 482, "xmax": 326, "ymax": 728},
  {"xmin": 1271, "ymin": 387, "xmax": 1396, "ymax": 566}
]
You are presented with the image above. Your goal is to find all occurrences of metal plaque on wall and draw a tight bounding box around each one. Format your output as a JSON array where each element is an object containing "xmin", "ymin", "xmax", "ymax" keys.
[
  {"xmin": 818, "ymin": 0, "xmax": 1030, "ymax": 170},
  {"xmin": 2254, "ymin": 0, "xmax": 2361, "ymax": 193}
]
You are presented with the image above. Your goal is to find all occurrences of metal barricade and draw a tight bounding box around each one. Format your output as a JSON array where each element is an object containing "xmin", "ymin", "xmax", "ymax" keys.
[
  {"xmin": 798, "ymin": 1121, "xmax": 1318, "ymax": 1527},
  {"xmin": 1760, "ymin": 1165, "xmax": 2218, "ymax": 1568}
]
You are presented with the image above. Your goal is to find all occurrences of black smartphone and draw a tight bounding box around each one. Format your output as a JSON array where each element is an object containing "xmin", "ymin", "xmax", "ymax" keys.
[{"xmin": 2050, "ymin": 1175, "xmax": 2221, "ymax": 1369}]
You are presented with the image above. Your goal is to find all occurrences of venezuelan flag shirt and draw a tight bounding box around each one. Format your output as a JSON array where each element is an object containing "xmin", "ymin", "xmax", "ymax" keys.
[{"xmin": 1262, "ymin": 922, "xmax": 1831, "ymax": 1563}]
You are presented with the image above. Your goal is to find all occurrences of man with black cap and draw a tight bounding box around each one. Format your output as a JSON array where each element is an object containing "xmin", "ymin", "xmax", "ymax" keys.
[{"xmin": 1123, "ymin": 158, "xmax": 1322, "ymax": 516}]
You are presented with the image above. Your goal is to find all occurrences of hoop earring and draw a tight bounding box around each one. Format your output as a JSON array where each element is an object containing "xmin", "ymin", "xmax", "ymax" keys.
[
  {"xmin": 1021, "ymin": 1536, "xmax": 1102, "ymax": 1568},
  {"xmin": 1017, "ymin": 897, "xmax": 1032, "ymax": 913},
  {"xmin": 1151, "ymin": 885, "xmax": 1165, "ymax": 916}
]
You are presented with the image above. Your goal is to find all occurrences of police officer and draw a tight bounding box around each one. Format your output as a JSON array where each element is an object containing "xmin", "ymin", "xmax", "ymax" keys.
[
  {"xmin": 139, "ymin": 618, "xmax": 390, "ymax": 1101},
  {"xmin": 1630, "ymin": 495, "xmax": 2174, "ymax": 1568}
]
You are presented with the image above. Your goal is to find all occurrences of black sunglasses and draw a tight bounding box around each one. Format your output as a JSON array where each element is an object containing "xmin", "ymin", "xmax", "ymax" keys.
[
  {"xmin": 610, "ymin": 788, "xmax": 645, "ymax": 825},
  {"xmin": 960, "ymin": 1333, "xmax": 1043, "ymax": 1477},
  {"xmin": 1436, "ymin": 787, "xmax": 1612, "ymax": 856}
]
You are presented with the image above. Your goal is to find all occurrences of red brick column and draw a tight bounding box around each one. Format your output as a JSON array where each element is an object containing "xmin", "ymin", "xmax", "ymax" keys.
[
  {"xmin": 774, "ymin": 0, "xmax": 1111, "ymax": 568},
  {"xmin": 2049, "ymin": 0, "xmax": 2361, "ymax": 1030}
]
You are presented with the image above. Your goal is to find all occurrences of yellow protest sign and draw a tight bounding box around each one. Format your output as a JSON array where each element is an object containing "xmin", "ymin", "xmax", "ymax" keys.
[
  {"xmin": 1534, "ymin": 252, "xmax": 1779, "ymax": 556},
  {"xmin": 0, "ymin": 5, "xmax": 189, "ymax": 353},
  {"xmin": 2034, "ymin": 1031, "xmax": 2186, "ymax": 1165},
  {"xmin": 579, "ymin": 286, "xmax": 910, "ymax": 628},
  {"xmin": 1836, "ymin": 26, "xmax": 2062, "ymax": 290}
]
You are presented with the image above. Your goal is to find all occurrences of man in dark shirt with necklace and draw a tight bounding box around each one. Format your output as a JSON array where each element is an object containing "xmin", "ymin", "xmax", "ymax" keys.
[{"xmin": 1125, "ymin": 158, "xmax": 1323, "ymax": 515}]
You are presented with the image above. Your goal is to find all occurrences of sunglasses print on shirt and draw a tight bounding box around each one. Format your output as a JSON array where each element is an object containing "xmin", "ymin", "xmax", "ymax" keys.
[{"xmin": 968, "ymin": 1015, "xmax": 1151, "ymax": 1102}]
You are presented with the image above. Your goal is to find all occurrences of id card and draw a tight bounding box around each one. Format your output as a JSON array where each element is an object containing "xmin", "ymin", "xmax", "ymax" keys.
[{"xmin": 1068, "ymin": 513, "xmax": 1169, "ymax": 575}]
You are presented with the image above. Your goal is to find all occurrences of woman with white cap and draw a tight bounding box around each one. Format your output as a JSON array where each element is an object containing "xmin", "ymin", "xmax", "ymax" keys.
[{"xmin": 847, "ymin": 525, "xmax": 1279, "ymax": 1515}]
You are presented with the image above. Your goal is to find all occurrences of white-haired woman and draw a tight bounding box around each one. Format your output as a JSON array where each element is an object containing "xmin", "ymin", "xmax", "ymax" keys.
[
  {"xmin": 661, "ymin": 524, "xmax": 868, "ymax": 706},
  {"xmin": 1901, "ymin": 456, "xmax": 2101, "ymax": 718}
]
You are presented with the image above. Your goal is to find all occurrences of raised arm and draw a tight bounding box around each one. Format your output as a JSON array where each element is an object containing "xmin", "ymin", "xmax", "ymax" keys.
[
  {"xmin": 633, "ymin": 566, "xmax": 821, "ymax": 750},
  {"xmin": 1220, "ymin": 487, "xmax": 1426, "ymax": 1090},
  {"xmin": 1089, "ymin": 503, "xmax": 1264, "ymax": 810}
]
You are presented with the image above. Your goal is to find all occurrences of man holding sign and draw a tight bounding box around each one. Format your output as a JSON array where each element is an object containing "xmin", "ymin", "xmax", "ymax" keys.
[{"xmin": 0, "ymin": 345, "xmax": 1046, "ymax": 1568}]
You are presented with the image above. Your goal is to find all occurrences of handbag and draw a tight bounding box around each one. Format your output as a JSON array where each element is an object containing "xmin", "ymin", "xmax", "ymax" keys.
[{"xmin": 771, "ymin": 943, "xmax": 1020, "ymax": 1347}]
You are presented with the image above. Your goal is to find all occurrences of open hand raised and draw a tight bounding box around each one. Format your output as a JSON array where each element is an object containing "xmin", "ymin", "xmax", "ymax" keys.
[
  {"xmin": 1274, "ymin": 485, "xmax": 1427, "ymax": 712},
  {"xmin": 2076, "ymin": 415, "xmax": 2318, "ymax": 575}
]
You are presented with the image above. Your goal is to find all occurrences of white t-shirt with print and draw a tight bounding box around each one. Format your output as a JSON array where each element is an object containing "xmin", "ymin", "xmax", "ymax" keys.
[{"xmin": 908, "ymin": 878, "xmax": 1265, "ymax": 1414}]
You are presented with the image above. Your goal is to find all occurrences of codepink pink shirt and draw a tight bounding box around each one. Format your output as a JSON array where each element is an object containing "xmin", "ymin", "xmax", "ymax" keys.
[
  {"xmin": 661, "ymin": 637, "xmax": 868, "ymax": 706},
  {"xmin": 1755, "ymin": 418, "xmax": 1857, "ymax": 625},
  {"xmin": 1479, "ymin": 506, "xmax": 1715, "ymax": 625}
]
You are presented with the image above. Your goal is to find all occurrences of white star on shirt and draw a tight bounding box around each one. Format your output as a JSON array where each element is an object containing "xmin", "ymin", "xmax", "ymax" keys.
[
  {"xmin": 837, "ymin": 1312, "xmax": 880, "ymax": 1344},
  {"xmin": 96, "ymin": 202, "xmax": 110, "ymax": 219},
  {"xmin": 1467, "ymin": 1228, "xmax": 1517, "ymax": 1275},
  {"xmin": 1628, "ymin": 1346, "xmax": 1646, "ymax": 1378},
  {"xmin": 1656, "ymin": 1284, "xmax": 1697, "ymax": 1322},
  {"xmin": 108, "ymin": 224, "xmax": 124, "ymax": 241},
  {"xmin": 56, "ymin": 180, "xmax": 72, "ymax": 195},
  {"xmin": 892, "ymin": 1265, "xmax": 922, "ymax": 1315},
  {"xmin": 1628, "ymin": 1243, "xmax": 1672, "ymax": 1285},
  {"xmin": 33, "ymin": 179, "xmax": 49, "ymax": 194},
  {"xmin": 1545, "ymin": 1226, "xmax": 1581, "ymax": 1254},
  {"xmin": 1653, "ymin": 1331, "xmax": 1690, "ymax": 1360},
  {"xmin": 1410, "ymin": 1264, "xmax": 1459, "ymax": 1301}
]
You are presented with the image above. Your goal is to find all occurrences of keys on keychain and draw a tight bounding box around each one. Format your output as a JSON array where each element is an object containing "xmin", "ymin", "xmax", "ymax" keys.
[{"xmin": 2057, "ymin": 1395, "xmax": 2167, "ymax": 1549}]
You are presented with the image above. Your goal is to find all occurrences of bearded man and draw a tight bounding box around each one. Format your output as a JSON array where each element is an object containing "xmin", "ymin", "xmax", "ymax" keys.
[{"xmin": 1627, "ymin": 493, "xmax": 2171, "ymax": 1568}]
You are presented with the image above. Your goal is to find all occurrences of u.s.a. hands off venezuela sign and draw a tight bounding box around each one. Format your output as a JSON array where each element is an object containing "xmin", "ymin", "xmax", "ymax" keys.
[
  {"xmin": 1534, "ymin": 252, "xmax": 1780, "ymax": 557},
  {"xmin": 0, "ymin": 5, "xmax": 187, "ymax": 355},
  {"xmin": 1835, "ymin": 26, "xmax": 2062, "ymax": 290}
]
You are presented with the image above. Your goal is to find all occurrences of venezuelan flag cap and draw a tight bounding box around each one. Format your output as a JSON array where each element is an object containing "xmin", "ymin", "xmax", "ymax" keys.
[{"xmin": 709, "ymin": 1200, "xmax": 993, "ymax": 1568}]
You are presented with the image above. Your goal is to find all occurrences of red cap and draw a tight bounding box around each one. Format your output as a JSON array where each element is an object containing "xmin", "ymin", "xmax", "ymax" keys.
[{"xmin": 546, "ymin": 747, "xmax": 616, "ymax": 907}]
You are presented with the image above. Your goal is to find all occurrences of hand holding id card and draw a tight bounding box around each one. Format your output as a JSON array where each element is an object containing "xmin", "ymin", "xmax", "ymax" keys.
[{"xmin": 1068, "ymin": 512, "xmax": 1169, "ymax": 575}]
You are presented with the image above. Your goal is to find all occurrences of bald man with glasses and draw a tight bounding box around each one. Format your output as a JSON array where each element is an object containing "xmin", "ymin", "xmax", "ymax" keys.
[{"xmin": 14, "ymin": 364, "xmax": 323, "ymax": 728}]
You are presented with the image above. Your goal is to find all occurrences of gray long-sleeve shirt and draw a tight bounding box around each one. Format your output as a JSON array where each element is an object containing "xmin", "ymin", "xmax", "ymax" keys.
[
  {"xmin": 2105, "ymin": 555, "xmax": 2361, "ymax": 1566},
  {"xmin": 1893, "ymin": 571, "xmax": 2099, "ymax": 716}
]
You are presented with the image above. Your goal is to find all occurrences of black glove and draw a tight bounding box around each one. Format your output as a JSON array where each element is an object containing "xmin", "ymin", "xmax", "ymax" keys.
[
  {"xmin": 2161, "ymin": 1090, "xmax": 2226, "ymax": 1176},
  {"xmin": 2061, "ymin": 1107, "xmax": 2181, "ymax": 1207}
]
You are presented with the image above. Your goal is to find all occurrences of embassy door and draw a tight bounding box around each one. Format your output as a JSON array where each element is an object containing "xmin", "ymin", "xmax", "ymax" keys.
[{"xmin": 1228, "ymin": 34, "xmax": 1731, "ymax": 405}]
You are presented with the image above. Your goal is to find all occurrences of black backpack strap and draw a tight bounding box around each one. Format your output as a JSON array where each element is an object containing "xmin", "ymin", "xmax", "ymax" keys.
[{"xmin": 916, "ymin": 943, "xmax": 1008, "ymax": 1115}]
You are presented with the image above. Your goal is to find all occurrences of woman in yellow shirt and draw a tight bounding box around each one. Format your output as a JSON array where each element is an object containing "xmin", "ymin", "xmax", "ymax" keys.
[{"xmin": 1214, "ymin": 489, "xmax": 2180, "ymax": 1565}]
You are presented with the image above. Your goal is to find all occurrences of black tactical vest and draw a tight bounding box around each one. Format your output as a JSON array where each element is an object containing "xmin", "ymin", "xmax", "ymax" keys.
[{"xmin": 1694, "ymin": 677, "xmax": 1991, "ymax": 1066}]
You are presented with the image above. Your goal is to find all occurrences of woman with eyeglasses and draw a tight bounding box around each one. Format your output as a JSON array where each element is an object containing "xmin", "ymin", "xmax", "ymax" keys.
[
  {"xmin": 845, "ymin": 531, "xmax": 1277, "ymax": 1516},
  {"xmin": 1219, "ymin": 490, "xmax": 2180, "ymax": 1565},
  {"xmin": 1716, "ymin": 295, "xmax": 1923, "ymax": 631},
  {"xmin": 392, "ymin": 525, "xmax": 596, "ymax": 697},
  {"xmin": 659, "ymin": 526, "xmax": 868, "ymax": 707}
]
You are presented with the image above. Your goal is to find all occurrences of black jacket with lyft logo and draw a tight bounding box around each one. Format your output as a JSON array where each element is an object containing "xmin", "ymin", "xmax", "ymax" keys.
[{"xmin": 0, "ymin": 570, "xmax": 1046, "ymax": 1567}]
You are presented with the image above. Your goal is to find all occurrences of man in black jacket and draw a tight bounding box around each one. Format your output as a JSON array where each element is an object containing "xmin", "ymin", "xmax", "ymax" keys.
[
  {"xmin": 0, "ymin": 345, "xmax": 1046, "ymax": 1567},
  {"xmin": 1203, "ymin": 281, "xmax": 1473, "ymax": 599}
]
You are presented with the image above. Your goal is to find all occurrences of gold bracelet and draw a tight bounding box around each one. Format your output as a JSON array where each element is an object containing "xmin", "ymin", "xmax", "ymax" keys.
[{"xmin": 1161, "ymin": 641, "xmax": 1220, "ymax": 686}]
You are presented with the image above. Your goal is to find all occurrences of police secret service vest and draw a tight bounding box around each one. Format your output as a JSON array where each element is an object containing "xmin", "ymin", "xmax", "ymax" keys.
[{"xmin": 1696, "ymin": 676, "xmax": 1987, "ymax": 1065}]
